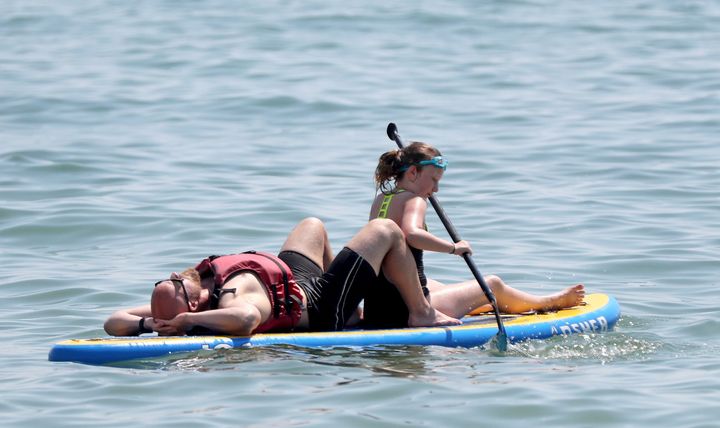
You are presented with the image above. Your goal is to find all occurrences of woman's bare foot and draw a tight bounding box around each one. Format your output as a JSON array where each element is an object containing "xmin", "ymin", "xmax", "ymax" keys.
[
  {"xmin": 408, "ymin": 307, "xmax": 462, "ymax": 327},
  {"xmin": 541, "ymin": 284, "xmax": 585, "ymax": 311}
]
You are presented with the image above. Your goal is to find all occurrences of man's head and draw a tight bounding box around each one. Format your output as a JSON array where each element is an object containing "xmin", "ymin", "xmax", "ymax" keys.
[{"xmin": 151, "ymin": 269, "xmax": 202, "ymax": 320}]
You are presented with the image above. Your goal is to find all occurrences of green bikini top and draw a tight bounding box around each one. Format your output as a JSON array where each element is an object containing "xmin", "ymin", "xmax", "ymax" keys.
[
  {"xmin": 376, "ymin": 190, "xmax": 403, "ymax": 219},
  {"xmin": 376, "ymin": 189, "xmax": 428, "ymax": 231}
]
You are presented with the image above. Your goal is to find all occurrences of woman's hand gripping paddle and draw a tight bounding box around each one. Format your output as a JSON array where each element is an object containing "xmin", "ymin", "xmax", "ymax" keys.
[{"xmin": 386, "ymin": 122, "xmax": 509, "ymax": 352}]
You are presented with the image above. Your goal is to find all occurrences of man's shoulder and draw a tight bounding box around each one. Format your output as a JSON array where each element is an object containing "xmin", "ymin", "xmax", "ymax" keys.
[{"xmin": 217, "ymin": 273, "xmax": 268, "ymax": 307}]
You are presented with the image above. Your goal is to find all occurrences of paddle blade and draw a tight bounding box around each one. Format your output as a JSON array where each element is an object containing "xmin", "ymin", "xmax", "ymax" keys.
[
  {"xmin": 486, "ymin": 331, "xmax": 508, "ymax": 353},
  {"xmin": 386, "ymin": 122, "xmax": 398, "ymax": 140},
  {"xmin": 495, "ymin": 331, "xmax": 508, "ymax": 352}
]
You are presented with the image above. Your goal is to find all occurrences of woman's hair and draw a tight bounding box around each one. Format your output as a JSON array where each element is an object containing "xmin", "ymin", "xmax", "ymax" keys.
[{"xmin": 375, "ymin": 141, "xmax": 441, "ymax": 193}]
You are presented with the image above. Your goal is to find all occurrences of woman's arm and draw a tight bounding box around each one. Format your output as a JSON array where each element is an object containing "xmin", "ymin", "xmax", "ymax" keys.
[{"xmin": 401, "ymin": 196, "xmax": 472, "ymax": 255}]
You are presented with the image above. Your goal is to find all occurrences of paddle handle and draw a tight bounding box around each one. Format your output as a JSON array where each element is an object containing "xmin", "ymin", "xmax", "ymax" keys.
[
  {"xmin": 386, "ymin": 123, "xmax": 508, "ymax": 344},
  {"xmin": 428, "ymin": 194, "xmax": 502, "ymax": 313}
]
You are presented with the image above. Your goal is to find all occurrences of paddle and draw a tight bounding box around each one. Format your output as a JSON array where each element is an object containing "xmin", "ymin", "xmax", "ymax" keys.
[{"xmin": 386, "ymin": 122, "xmax": 508, "ymax": 352}]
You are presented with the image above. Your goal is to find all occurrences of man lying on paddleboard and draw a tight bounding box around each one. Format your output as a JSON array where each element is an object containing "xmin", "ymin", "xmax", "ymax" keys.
[{"xmin": 104, "ymin": 217, "xmax": 460, "ymax": 337}]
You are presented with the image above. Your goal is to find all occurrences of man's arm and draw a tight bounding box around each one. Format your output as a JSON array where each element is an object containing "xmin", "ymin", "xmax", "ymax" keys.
[
  {"xmin": 104, "ymin": 305, "xmax": 153, "ymax": 336},
  {"xmin": 153, "ymin": 304, "xmax": 262, "ymax": 336}
]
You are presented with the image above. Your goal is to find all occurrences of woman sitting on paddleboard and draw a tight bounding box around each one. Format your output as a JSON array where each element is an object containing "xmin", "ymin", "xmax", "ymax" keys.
[{"xmin": 365, "ymin": 141, "xmax": 586, "ymax": 327}]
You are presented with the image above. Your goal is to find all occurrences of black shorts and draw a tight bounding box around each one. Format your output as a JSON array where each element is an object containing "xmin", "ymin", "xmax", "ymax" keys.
[
  {"xmin": 279, "ymin": 248, "xmax": 374, "ymax": 332},
  {"xmin": 277, "ymin": 250, "xmax": 324, "ymax": 284},
  {"xmin": 362, "ymin": 270, "xmax": 426, "ymax": 329}
]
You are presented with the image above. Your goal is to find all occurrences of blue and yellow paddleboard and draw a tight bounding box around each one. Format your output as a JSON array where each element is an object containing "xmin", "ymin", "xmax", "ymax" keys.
[{"xmin": 49, "ymin": 293, "xmax": 620, "ymax": 365}]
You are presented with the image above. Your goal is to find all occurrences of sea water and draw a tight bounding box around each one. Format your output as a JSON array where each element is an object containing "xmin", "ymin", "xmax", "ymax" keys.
[{"xmin": 1, "ymin": 1, "xmax": 718, "ymax": 427}]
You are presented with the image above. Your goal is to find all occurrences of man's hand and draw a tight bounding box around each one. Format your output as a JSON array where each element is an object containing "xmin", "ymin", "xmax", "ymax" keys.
[{"xmin": 153, "ymin": 314, "xmax": 190, "ymax": 336}]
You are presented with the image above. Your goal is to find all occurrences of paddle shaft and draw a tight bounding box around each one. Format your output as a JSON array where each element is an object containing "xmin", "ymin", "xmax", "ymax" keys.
[{"xmin": 386, "ymin": 123, "xmax": 508, "ymax": 346}]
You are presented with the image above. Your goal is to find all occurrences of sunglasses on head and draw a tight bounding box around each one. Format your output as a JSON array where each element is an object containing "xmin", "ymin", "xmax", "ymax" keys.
[
  {"xmin": 399, "ymin": 156, "xmax": 448, "ymax": 172},
  {"xmin": 154, "ymin": 278, "xmax": 191, "ymax": 312}
]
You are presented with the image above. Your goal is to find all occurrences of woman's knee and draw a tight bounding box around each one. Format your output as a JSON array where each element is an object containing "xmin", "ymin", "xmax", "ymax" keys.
[{"xmin": 484, "ymin": 274, "xmax": 505, "ymax": 291}]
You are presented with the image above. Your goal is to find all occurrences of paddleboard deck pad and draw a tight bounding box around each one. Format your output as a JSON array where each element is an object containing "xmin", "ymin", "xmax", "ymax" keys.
[{"xmin": 49, "ymin": 293, "xmax": 620, "ymax": 365}]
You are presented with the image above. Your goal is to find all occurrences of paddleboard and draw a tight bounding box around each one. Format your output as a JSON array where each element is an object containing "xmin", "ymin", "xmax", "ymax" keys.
[{"xmin": 49, "ymin": 293, "xmax": 620, "ymax": 365}]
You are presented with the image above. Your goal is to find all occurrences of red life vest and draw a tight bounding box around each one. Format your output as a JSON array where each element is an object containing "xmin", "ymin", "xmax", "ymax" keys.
[{"xmin": 194, "ymin": 251, "xmax": 303, "ymax": 334}]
